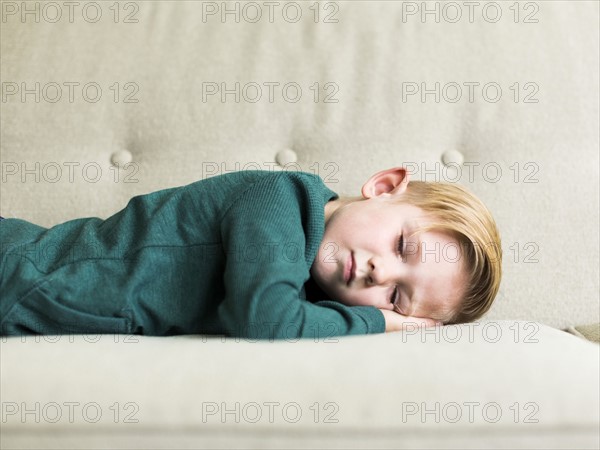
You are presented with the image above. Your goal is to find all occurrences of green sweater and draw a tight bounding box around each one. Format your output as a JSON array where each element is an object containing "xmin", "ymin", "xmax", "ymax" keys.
[{"xmin": 0, "ymin": 171, "xmax": 385, "ymax": 339}]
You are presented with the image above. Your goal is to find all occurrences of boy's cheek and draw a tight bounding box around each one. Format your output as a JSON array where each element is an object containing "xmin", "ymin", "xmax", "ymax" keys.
[{"xmin": 311, "ymin": 257, "xmax": 338, "ymax": 283}]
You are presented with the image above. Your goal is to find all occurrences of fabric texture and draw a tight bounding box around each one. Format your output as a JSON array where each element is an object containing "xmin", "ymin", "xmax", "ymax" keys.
[
  {"xmin": 2, "ymin": 321, "xmax": 598, "ymax": 449},
  {"xmin": 0, "ymin": 170, "xmax": 385, "ymax": 338}
]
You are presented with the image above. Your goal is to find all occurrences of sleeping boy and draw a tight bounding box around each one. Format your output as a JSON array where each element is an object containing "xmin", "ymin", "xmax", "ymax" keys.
[{"xmin": 0, "ymin": 166, "xmax": 502, "ymax": 339}]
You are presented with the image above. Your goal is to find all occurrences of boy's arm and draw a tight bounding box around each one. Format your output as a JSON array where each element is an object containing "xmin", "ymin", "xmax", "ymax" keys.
[{"xmin": 218, "ymin": 173, "xmax": 385, "ymax": 340}]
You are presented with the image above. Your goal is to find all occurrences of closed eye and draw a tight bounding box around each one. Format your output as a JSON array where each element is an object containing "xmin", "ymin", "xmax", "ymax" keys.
[
  {"xmin": 391, "ymin": 234, "xmax": 404, "ymax": 310},
  {"xmin": 389, "ymin": 286, "xmax": 398, "ymax": 304},
  {"xmin": 397, "ymin": 234, "xmax": 404, "ymax": 256}
]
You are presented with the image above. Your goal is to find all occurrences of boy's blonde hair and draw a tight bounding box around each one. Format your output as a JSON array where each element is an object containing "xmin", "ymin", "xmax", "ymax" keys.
[{"xmin": 394, "ymin": 181, "xmax": 502, "ymax": 324}]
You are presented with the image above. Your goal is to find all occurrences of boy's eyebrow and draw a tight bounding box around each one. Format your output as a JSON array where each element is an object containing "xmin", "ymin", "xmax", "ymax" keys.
[
  {"xmin": 405, "ymin": 229, "xmax": 422, "ymax": 262},
  {"xmin": 404, "ymin": 233, "xmax": 423, "ymax": 312}
]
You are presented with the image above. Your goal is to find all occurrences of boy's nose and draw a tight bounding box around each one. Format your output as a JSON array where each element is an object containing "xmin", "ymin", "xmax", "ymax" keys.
[{"xmin": 366, "ymin": 256, "xmax": 398, "ymax": 286}]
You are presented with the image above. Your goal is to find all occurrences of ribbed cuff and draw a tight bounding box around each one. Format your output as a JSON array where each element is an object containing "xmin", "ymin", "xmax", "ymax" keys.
[{"xmin": 353, "ymin": 306, "xmax": 386, "ymax": 334}]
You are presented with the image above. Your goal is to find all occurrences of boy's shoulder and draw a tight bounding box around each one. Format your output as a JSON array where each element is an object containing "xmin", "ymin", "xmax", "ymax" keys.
[
  {"xmin": 195, "ymin": 170, "xmax": 335, "ymax": 200},
  {"xmin": 208, "ymin": 169, "xmax": 325, "ymax": 186},
  {"xmin": 204, "ymin": 170, "xmax": 339, "ymax": 220}
]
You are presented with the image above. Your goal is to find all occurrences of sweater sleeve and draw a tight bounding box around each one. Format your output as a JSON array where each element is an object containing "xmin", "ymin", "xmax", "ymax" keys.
[{"xmin": 217, "ymin": 173, "xmax": 385, "ymax": 340}]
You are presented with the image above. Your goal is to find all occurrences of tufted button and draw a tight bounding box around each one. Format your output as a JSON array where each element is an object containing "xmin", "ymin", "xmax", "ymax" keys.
[
  {"xmin": 111, "ymin": 149, "xmax": 133, "ymax": 167},
  {"xmin": 275, "ymin": 148, "xmax": 298, "ymax": 167},
  {"xmin": 441, "ymin": 149, "xmax": 464, "ymax": 166}
]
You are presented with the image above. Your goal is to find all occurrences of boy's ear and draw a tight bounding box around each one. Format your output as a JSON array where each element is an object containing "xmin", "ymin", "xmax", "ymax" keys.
[{"xmin": 361, "ymin": 167, "xmax": 410, "ymax": 199}]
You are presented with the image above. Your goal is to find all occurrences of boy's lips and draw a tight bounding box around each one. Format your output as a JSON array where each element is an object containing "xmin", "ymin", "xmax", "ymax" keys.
[{"xmin": 345, "ymin": 251, "xmax": 356, "ymax": 286}]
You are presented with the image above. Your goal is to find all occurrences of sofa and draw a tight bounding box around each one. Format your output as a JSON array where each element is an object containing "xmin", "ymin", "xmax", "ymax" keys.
[{"xmin": 1, "ymin": 1, "xmax": 598, "ymax": 448}]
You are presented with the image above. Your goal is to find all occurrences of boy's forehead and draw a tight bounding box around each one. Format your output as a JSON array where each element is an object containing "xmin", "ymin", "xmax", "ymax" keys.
[
  {"xmin": 410, "ymin": 230, "xmax": 468, "ymax": 320},
  {"xmin": 413, "ymin": 275, "xmax": 464, "ymax": 322}
]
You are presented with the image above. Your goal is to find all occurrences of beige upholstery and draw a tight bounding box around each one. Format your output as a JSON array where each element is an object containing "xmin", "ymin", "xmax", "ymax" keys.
[
  {"xmin": 2, "ymin": 322, "xmax": 599, "ymax": 449},
  {"xmin": 1, "ymin": 1, "xmax": 598, "ymax": 448}
]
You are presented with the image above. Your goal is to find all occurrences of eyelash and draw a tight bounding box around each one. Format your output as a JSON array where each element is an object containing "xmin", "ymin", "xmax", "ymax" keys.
[
  {"xmin": 390, "ymin": 234, "xmax": 404, "ymax": 306},
  {"xmin": 397, "ymin": 234, "xmax": 404, "ymax": 256},
  {"xmin": 390, "ymin": 287, "xmax": 399, "ymax": 307}
]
